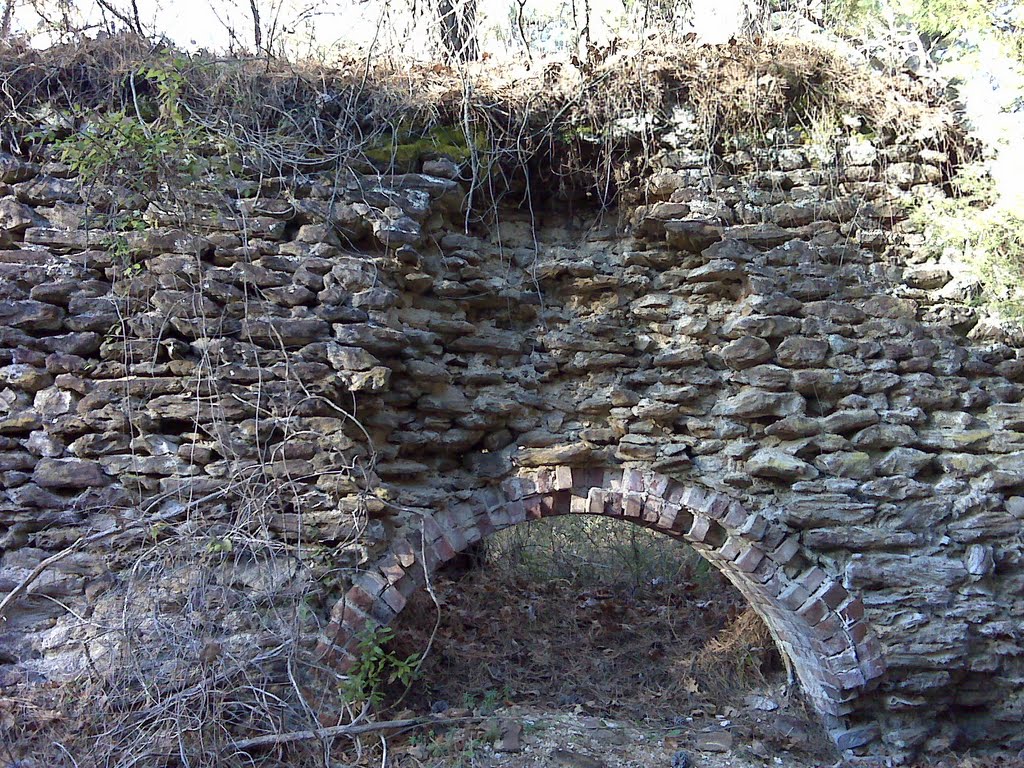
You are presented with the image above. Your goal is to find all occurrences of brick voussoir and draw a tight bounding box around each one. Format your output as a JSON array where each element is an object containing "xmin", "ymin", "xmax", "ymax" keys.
[
  {"xmin": 736, "ymin": 512, "xmax": 769, "ymax": 541},
  {"xmin": 768, "ymin": 535, "xmax": 801, "ymax": 566},
  {"xmin": 646, "ymin": 471, "xmax": 671, "ymax": 498},
  {"xmin": 500, "ymin": 476, "xmax": 535, "ymax": 501},
  {"xmin": 686, "ymin": 514, "xmax": 712, "ymax": 543},
  {"xmin": 664, "ymin": 481, "xmax": 690, "ymax": 504},
  {"xmin": 621, "ymin": 491, "xmax": 644, "ymax": 518},
  {"xmin": 778, "ymin": 581, "xmax": 812, "ymax": 612},
  {"xmin": 720, "ymin": 501, "xmax": 751, "ymax": 529},
  {"xmin": 733, "ymin": 543, "xmax": 766, "ymax": 573},
  {"xmin": 620, "ymin": 467, "xmax": 645, "ymax": 493},
  {"xmin": 352, "ymin": 570, "xmax": 389, "ymax": 599},
  {"xmin": 641, "ymin": 494, "xmax": 664, "ymax": 525}
]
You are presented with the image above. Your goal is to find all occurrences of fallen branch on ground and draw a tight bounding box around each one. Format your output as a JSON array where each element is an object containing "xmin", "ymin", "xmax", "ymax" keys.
[{"xmin": 229, "ymin": 714, "xmax": 480, "ymax": 751}]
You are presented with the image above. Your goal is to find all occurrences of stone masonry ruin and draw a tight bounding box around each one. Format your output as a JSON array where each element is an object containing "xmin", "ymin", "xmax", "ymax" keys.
[{"xmin": 1, "ymin": 41, "xmax": 1023, "ymax": 765}]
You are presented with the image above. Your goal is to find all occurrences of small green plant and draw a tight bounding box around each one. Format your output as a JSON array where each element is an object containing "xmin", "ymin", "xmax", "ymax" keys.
[
  {"xmin": 206, "ymin": 536, "xmax": 233, "ymax": 554},
  {"xmin": 339, "ymin": 625, "xmax": 421, "ymax": 707},
  {"xmin": 54, "ymin": 57, "xmax": 216, "ymax": 199},
  {"xmin": 459, "ymin": 686, "xmax": 506, "ymax": 714}
]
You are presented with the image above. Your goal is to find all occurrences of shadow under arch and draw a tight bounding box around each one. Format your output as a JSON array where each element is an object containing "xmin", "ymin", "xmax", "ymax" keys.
[{"xmin": 317, "ymin": 466, "xmax": 887, "ymax": 753}]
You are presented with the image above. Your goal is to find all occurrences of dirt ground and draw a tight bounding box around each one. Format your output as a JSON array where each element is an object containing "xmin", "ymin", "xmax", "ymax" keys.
[
  {"xmin": 369, "ymin": 534, "xmax": 839, "ymax": 768},
  {"xmin": 380, "ymin": 703, "xmax": 833, "ymax": 768}
]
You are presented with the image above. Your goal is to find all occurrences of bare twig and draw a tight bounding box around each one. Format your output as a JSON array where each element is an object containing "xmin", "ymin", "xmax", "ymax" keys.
[{"xmin": 229, "ymin": 714, "xmax": 478, "ymax": 750}]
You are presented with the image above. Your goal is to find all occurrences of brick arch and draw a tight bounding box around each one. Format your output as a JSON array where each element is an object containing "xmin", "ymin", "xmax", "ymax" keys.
[{"xmin": 318, "ymin": 466, "xmax": 886, "ymax": 752}]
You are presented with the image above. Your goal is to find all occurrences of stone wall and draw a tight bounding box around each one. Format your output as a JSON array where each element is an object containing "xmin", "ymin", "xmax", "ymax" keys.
[{"xmin": 1, "ymin": 106, "xmax": 1023, "ymax": 763}]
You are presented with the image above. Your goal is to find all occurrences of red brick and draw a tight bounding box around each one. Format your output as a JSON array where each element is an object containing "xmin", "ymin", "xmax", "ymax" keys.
[
  {"xmin": 392, "ymin": 538, "xmax": 417, "ymax": 568},
  {"xmin": 378, "ymin": 555, "xmax": 404, "ymax": 585},
  {"xmin": 737, "ymin": 513, "xmax": 768, "ymax": 541},
  {"xmin": 334, "ymin": 650, "xmax": 357, "ymax": 673},
  {"xmin": 681, "ymin": 486, "xmax": 707, "ymax": 510},
  {"xmin": 846, "ymin": 621, "xmax": 868, "ymax": 644},
  {"xmin": 642, "ymin": 495, "xmax": 663, "ymax": 525},
  {"xmin": 687, "ymin": 515, "xmax": 711, "ymax": 543},
  {"xmin": 838, "ymin": 597, "xmax": 865, "ymax": 624},
  {"xmin": 432, "ymin": 536, "xmax": 457, "ymax": 563},
  {"xmin": 476, "ymin": 486, "xmax": 505, "ymax": 510},
  {"xmin": 760, "ymin": 524, "xmax": 788, "ymax": 551},
  {"xmin": 717, "ymin": 536, "xmax": 744, "ymax": 562},
  {"xmin": 820, "ymin": 581, "xmax": 849, "ymax": 610},
  {"xmin": 421, "ymin": 517, "xmax": 445, "ymax": 543},
  {"xmin": 369, "ymin": 599, "xmax": 398, "ymax": 624},
  {"xmin": 705, "ymin": 494, "xmax": 731, "ymax": 520},
  {"xmin": 540, "ymin": 492, "xmax": 571, "ymax": 516},
  {"xmin": 819, "ymin": 630, "xmax": 851, "ymax": 655},
  {"xmin": 354, "ymin": 570, "xmax": 388, "ymax": 598},
  {"xmin": 339, "ymin": 604, "xmax": 372, "ymax": 635},
  {"xmin": 721, "ymin": 502, "xmax": 749, "ymax": 529},
  {"xmin": 441, "ymin": 523, "xmax": 467, "ymax": 552},
  {"xmin": 622, "ymin": 492, "xmax": 643, "ymax": 518},
  {"xmin": 734, "ymin": 545, "xmax": 766, "ymax": 573},
  {"xmin": 572, "ymin": 466, "xmax": 604, "ymax": 490},
  {"xmin": 345, "ymin": 585, "xmax": 376, "ymax": 614},
  {"xmin": 859, "ymin": 655, "xmax": 887, "ymax": 681},
  {"xmin": 381, "ymin": 584, "xmax": 407, "ymax": 613},
  {"xmin": 318, "ymin": 621, "xmax": 341, "ymax": 647},
  {"xmin": 856, "ymin": 636, "xmax": 883, "ymax": 661},
  {"xmin": 621, "ymin": 468, "xmax": 644, "ymax": 493},
  {"xmin": 770, "ymin": 536, "xmax": 800, "ymax": 565},
  {"xmin": 778, "ymin": 582, "xmax": 811, "ymax": 611},
  {"xmin": 815, "ymin": 614, "xmax": 843, "ymax": 639},
  {"xmin": 797, "ymin": 598, "xmax": 828, "ymax": 626},
  {"xmin": 656, "ymin": 503, "xmax": 678, "ymax": 530},
  {"xmin": 835, "ymin": 667, "xmax": 866, "ymax": 689},
  {"xmin": 449, "ymin": 503, "xmax": 476, "ymax": 528},
  {"xmin": 798, "ymin": 567, "xmax": 829, "ymax": 595},
  {"xmin": 476, "ymin": 515, "xmax": 496, "ymax": 538},
  {"xmin": 647, "ymin": 472, "xmax": 670, "ymax": 497},
  {"xmin": 665, "ymin": 482, "xmax": 689, "ymax": 504},
  {"xmin": 586, "ymin": 488, "xmax": 607, "ymax": 515},
  {"xmin": 750, "ymin": 557, "xmax": 778, "ymax": 585}
]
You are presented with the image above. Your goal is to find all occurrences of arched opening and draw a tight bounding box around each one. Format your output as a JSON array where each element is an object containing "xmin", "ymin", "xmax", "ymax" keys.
[
  {"xmin": 378, "ymin": 513, "xmax": 846, "ymax": 764},
  {"xmin": 318, "ymin": 467, "xmax": 887, "ymax": 754}
]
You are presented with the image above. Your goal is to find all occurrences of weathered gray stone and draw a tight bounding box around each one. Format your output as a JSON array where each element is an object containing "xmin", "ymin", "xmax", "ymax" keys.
[
  {"xmin": 851, "ymin": 424, "xmax": 917, "ymax": 450},
  {"xmin": 721, "ymin": 337, "xmax": 773, "ymax": 370},
  {"xmin": 326, "ymin": 344, "xmax": 381, "ymax": 371},
  {"xmin": 0, "ymin": 197, "xmax": 37, "ymax": 232},
  {"xmin": 776, "ymin": 336, "xmax": 829, "ymax": 368},
  {"xmin": 14, "ymin": 176, "xmax": 80, "ymax": 205},
  {"xmin": 965, "ymin": 544, "xmax": 995, "ymax": 576},
  {"xmin": 747, "ymin": 448, "xmax": 818, "ymax": 480},
  {"xmin": 876, "ymin": 447, "xmax": 932, "ymax": 477},
  {"xmin": 722, "ymin": 314, "xmax": 802, "ymax": 339},
  {"xmin": 815, "ymin": 451, "xmax": 874, "ymax": 479},
  {"xmin": 713, "ymin": 388, "xmax": 805, "ymax": 419},
  {"xmin": 33, "ymin": 458, "xmax": 109, "ymax": 489},
  {"xmin": 664, "ymin": 219, "xmax": 723, "ymax": 252},
  {"xmin": 821, "ymin": 410, "xmax": 880, "ymax": 434}
]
